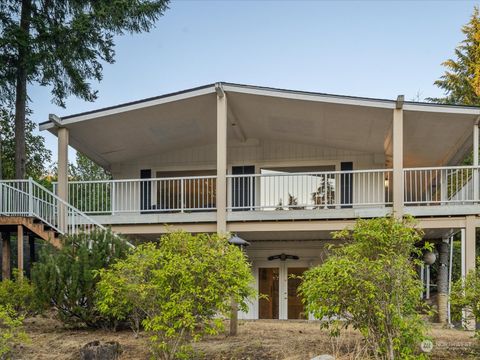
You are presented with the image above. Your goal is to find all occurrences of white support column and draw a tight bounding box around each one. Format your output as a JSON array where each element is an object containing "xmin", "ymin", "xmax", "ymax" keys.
[
  {"xmin": 216, "ymin": 84, "xmax": 227, "ymax": 233},
  {"xmin": 473, "ymin": 122, "xmax": 479, "ymax": 202},
  {"xmin": 392, "ymin": 98, "xmax": 404, "ymax": 217},
  {"xmin": 447, "ymin": 235, "xmax": 454, "ymax": 325},
  {"xmin": 461, "ymin": 228, "xmax": 466, "ymax": 279},
  {"xmin": 463, "ymin": 217, "xmax": 476, "ymax": 330},
  {"xmin": 57, "ymin": 127, "xmax": 69, "ymax": 202},
  {"xmin": 57, "ymin": 127, "xmax": 69, "ymax": 232},
  {"xmin": 465, "ymin": 216, "xmax": 476, "ymax": 275}
]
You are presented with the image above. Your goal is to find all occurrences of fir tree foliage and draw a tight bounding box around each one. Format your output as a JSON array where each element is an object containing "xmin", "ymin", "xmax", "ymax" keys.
[
  {"xmin": 430, "ymin": 6, "xmax": 480, "ymax": 105},
  {"xmin": 31, "ymin": 229, "xmax": 130, "ymax": 328}
]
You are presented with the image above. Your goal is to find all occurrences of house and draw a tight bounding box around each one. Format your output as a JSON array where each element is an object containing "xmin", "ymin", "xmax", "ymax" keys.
[{"xmin": 1, "ymin": 82, "xmax": 479, "ymax": 320}]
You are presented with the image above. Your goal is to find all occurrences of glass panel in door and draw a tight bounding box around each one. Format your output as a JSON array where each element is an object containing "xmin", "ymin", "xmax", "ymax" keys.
[
  {"xmin": 287, "ymin": 267, "xmax": 308, "ymax": 319},
  {"xmin": 258, "ymin": 267, "xmax": 279, "ymax": 319}
]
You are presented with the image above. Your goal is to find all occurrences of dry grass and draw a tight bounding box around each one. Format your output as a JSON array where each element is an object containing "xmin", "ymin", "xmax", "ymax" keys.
[{"xmin": 12, "ymin": 317, "xmax": 480, "ymax": 359}]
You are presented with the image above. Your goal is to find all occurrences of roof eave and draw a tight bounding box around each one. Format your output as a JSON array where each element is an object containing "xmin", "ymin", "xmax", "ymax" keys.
[{"xmin": 39, "ymin": 82, "xmax": 480, "ymax": 132}]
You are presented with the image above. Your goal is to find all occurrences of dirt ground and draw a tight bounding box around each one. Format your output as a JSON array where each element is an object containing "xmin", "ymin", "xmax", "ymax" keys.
[{"xmin": 12, "ymin": 317, "xmax": 480, "ymax": 360}]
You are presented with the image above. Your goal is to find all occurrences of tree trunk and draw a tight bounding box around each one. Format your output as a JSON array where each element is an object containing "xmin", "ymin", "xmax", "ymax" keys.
[
  {"xmin": 0, "ymin": 125, "xmax": 3, "ymax": 180},
  {"xmin": 387, "ymin": 333, "xmax": 395, "ymax": 360},
  {"xmin": 14, "ymin": 0, "xmax": 32, "ymax": 179}
]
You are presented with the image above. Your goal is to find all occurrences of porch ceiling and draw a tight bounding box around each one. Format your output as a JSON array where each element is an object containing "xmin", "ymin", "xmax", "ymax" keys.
[
  {"xmin": 44, "ymin": 92, "xmax": 218, "ymax": 167},
  {"xmin": 40, "ymin": 83, "xmax": 480, "ymax": 170},
  {"xmin": 403, "ymin": 110, "xmax": 475, "ymax": 167}
]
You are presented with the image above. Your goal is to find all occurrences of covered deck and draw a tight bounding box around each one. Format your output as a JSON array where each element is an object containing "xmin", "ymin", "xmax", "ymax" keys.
[{"xmin": 38, "ymin": 82, "xmax": 480, "ymax": 226}]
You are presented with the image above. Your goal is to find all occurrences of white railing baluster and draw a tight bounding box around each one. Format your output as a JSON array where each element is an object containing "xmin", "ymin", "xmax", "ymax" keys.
[
  {"xmin": 404, "ymin": 166, "xmax": 479, "ymax": 206},
  {"xmin": 226, "ymin": 169, "xmax": 393, "ymax": 211},
  {"xmin": 180, "ymin": 178, "xmax": 185, "ymax": 213}
]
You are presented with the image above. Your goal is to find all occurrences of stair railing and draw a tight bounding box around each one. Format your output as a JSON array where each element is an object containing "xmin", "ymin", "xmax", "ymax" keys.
[{"xmin": 0, "ymin": 179, "xmax": 113, "ymax": 238}]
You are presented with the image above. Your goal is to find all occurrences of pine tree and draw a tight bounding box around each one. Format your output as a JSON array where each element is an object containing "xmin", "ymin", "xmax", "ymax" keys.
[{"xmin": 430, "ymin": 6, "xmax": 480, "ymax": 105}]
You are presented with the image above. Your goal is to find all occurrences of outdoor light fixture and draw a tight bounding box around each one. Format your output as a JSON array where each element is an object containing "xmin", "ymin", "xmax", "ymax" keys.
[
  {"xmin": 268, "ymin": 253, "xmax": 300, "ymax": 261},
  {"xmin": 423, "ymin": 251, "xmax": 437, "ymax": 265},
  {"xmin": 228, "ymin": 234, "xmax": 250, "ymax": 249}
]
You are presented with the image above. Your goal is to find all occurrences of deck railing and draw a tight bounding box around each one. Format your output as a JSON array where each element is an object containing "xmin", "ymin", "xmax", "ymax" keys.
[
  {"xmin": 404, "ymin": 166, "xmax": 479, "ymax": 205},
  {"xmin": 0, "ymin": 179, "xmax": 108, "ymax": 236},
  {"xmin": 48, "ymin": 166, "xmax": 480, "ymax": 217},
  {"xmin": 57, "ymin": 176, "xmax": 217, "ymax": 214},
  {"xmin": 227, "ymin": 169, "xmax": 393, "ymax": 210}
]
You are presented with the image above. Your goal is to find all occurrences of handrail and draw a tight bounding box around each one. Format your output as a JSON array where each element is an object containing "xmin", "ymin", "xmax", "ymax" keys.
[
  {"xmin": 32, "ymin": 179, "xmax": 108, "ymax": 233},
  {"xmin": 404, "ymin": 165, "xmax": 480, "ymax": 171},
  {"xmin": 56, "ymin": 175, "xmax": 217, "ymax": 185},
  {"xmin": 226, "ymin": 168, "xmax": 392, "ymax": 178}
]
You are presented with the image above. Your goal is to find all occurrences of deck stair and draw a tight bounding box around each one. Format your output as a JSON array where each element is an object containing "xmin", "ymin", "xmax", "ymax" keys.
[
  {"xmin": 0, "ymin": 178, "xmax": 109, "ymax": 249},
  {"xmin": 0, "ymin": 216, "xmax": 61, "ymax": 248}
]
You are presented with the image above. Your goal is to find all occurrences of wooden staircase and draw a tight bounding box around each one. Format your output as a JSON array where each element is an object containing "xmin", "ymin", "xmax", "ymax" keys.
[{"xmin": 0, "ymin": 216, "xmax": 62, "ymax": 248}]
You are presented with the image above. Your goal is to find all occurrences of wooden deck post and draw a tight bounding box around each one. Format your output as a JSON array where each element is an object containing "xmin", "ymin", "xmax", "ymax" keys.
[
  {"xmin": 17, "ymin": 225, "xmax": 24, "ymax": 278},
  {"xmin": 1, "ymin": 232, "xmax": 11, "ymax": 280}
]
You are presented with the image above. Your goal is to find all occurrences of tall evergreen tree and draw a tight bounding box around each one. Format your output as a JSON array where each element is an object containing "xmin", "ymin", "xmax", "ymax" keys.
[
  {"xmin": 0, "ymin": 1, "xmax": 169, "ymax": 179},
  {"xmin": 430, "ymin": 6, "xmax": 480, "ymax": 105},
  {"xmin": 0, "ymin": 105, "xmax": 51, "ymax": 180}
]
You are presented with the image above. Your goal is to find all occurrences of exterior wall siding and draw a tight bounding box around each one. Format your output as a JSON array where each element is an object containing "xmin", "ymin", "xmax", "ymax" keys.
[{"xmin": 111, "ymin": 139, "xmax": 386, "ymax": 179}]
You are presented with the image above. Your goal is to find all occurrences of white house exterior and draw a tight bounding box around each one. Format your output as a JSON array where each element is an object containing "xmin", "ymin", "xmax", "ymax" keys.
[{"xmin": 2, "ymin": 82, "xmax": 479, "ymax": 320}]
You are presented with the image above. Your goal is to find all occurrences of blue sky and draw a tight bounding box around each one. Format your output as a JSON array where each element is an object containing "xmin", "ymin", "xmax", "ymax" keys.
[{"xmin": 28, "ymin": 0, "xmax": 479, "ymax": 161}]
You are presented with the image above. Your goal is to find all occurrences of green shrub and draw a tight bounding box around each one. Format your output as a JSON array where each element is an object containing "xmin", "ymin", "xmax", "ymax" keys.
[
  {"xmin": 450, "ymin": 257, "xmax": 480, "ymax": 330},
  {"xmin": 31, "ymin": 229, "xmax": 130, "ymax": 328},
  {"xmin": 299, "ymin": 216, "xmax": 431, "ymax": 360},
  {"xmin": 0, "ymin": 271, "xmax": 38, "ymax": 316},
  {"xmin": 96, "ymin": 231, "xmax": 254, "ymax": 360},
  {"xmin": 0, "ymin": 305, "xmax": 28, "ymax": 359}
]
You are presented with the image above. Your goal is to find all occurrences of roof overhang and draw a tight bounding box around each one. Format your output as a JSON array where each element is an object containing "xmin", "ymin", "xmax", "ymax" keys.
[{"xmin": 40, "ymin": 82, "xmax": 480, "ymax": 170}]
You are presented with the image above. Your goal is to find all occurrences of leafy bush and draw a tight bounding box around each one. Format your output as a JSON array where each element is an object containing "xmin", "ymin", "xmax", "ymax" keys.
[
  {"xmin": 450, "ymin": 258, "xmax": 480, "ymax": 330},
  {"xmin": 0, "ymin": 271, "xmax": 39, "ymax": 316},
  {"xmin": 31, "ymin": 229, "xmax": 130, "ymax": 327},
  {"xmin": 0, "ymin": 305, "xmax": 28, "ymax": 359},
  {"xmin": 299, "ymin": 216, "xmax": 431, "ymax": 360},
  {"xmin": 96, "ymin": 231, "xmax": 254, "ymax": 360}
]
